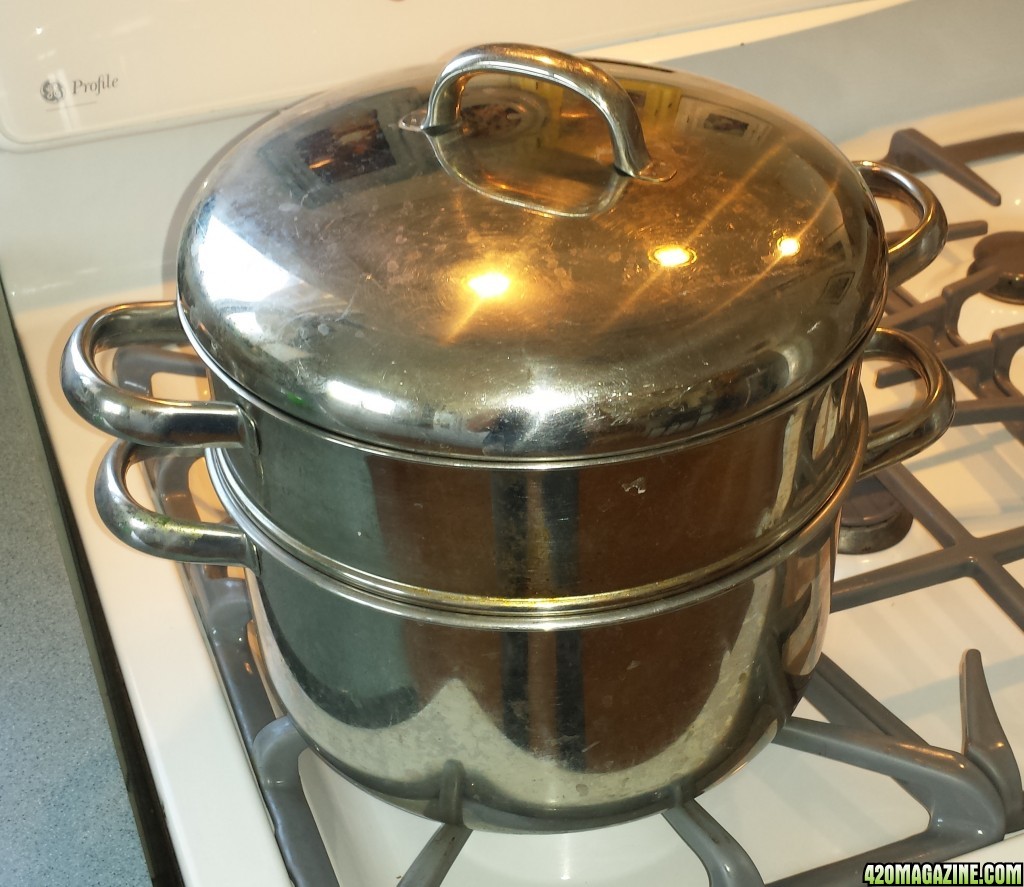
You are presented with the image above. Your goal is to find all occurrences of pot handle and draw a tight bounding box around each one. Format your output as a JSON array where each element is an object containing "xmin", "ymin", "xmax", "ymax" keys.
[
  {"xmin": 61, "ymin": 300, "xmax": 251, "ymax": 451},
  {"xmin": 95, "ymin": 439, "xmax": 258, "ymax": 569},
  {"xmin": 859, "ymin": 327, "xmax": 955, "ymax": 478},
  {"xmin": 419, "ymin": 43, "xmax": 673, "ymax": 183},
  {"xmin": 856, "ymin": 160, "xmax": 947, "ymax": 287}
]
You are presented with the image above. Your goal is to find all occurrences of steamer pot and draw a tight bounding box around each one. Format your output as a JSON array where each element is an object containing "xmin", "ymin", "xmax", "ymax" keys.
[
  {"xmin": 63, "ymin": 45, "xmax": 953, "ymax": 598},
  {"xmin": 96, "ymin": 434, "xmax": 860, "ymax": 832},
  {"xmin": 62, "ymin": 44, "xmax": 958, "ymax": 831}
]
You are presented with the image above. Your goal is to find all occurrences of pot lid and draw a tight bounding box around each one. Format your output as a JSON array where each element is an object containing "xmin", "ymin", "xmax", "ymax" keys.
[{"xmin": 178, "ymin": 44, "xmax": 933, "ymax": 459}]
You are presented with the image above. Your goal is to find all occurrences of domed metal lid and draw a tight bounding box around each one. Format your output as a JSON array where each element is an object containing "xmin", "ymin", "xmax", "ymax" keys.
[{"xmin": 177, "ymin": 44, "xmax": 934, "ymax": 459}]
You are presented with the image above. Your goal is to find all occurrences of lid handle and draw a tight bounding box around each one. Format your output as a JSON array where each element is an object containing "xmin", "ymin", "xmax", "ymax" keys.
[{"xmin": 423, "ymin": 43, "xmax": 672, "ymax": 182}]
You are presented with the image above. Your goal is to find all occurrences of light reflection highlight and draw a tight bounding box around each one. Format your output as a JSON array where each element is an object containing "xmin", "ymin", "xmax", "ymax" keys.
[
  {"xmin": 651, "ymin": 244, "xmax": 697, "ymax": 268},
  {"xmin": 197, "ymin": 216, "xmax": 295, "ymax": 303},
  {"xmin": 776, "ymin": 236, "xmax": 801, "ymax": 257},
  {"xmin": 228, "ymin": 311, "xmax": 263, "ymax": 338},
  {"xmin": 467, "ymin": 271, "xmax": 511, "ymax": 299},
  {"xmin": 510, "ymin": 383, "xmax": 578, "ymax": 418},
  {"xmin": 326, "ymin": 380, "xmax": 396, "ymax": 416}
]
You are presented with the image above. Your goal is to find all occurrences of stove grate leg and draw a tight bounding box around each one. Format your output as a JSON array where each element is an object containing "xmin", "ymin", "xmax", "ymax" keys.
[{"xmin": 662, "ymin": 801, "xmax": 766, "ymax": 887}]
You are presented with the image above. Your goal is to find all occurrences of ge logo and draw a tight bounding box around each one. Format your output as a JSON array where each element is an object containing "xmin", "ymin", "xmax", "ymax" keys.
[{"xmin": 40, "ymin": 80, "xmax": 64, "ymax": 103}]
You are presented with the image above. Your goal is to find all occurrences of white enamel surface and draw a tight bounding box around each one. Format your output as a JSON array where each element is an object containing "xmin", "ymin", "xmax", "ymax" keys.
[
  {"xmin": 6, "ymin": 1, "xmax": 1024, "ymax": 884},
  {"xmin": 15, "ymin": 291, "xmax": 292, "ymax": 887},
  {"xmin": 0, "ymin": 0, "xmax": 901, "ymax": 148}
]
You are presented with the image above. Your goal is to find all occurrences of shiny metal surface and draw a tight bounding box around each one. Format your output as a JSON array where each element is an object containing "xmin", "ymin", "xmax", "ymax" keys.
[
  {"xmin": 90, "ymin": 366, "xmax": 864, "ymax": 605},
  {"xmin": 855, "ymin": 160, "xmax": 947, "ymax": 287},
  {"xmin": 96, "ymin": 440, "xmax": 257, "ymax": 569},
  {"xmin": 206, "ymin": 363, "xmax": 862, "ymax": 600},
  {"xmin": 205, "ymin": 326, "xmax": 946, "ymax": 601},
  {"xmin": 74, "ymin": 301, "xmax": 951, "ymax": 599},
  {"xmin": 60, "ymin": 300, "xmax": 251, "ymax": 451},
  {"xmin": 203, "ymin": 402, "xmax": 858, "ymax": 614},
  {"xmin": 95, "ymin": 438, "xmax": 855, "ymax": 831},
  {"xmin": 237, "ymin": 449, "xmax": 855, "ymax": 830},
  {"xmin": 247, "ymin": 531, "xmax": 830, "ymax": 832},
  {"xmin": 419, "ymin": 43, "xmax": 670, "ymax": 181},
  {"xmin": 64, "ymin": 46, "xmax": 959, "ymax": 832},
  {"xmin": 175, "ymin": 47, "xmax": 945, "ymax": 458},
  {"xmin": 857, "ymin": 327, "xmax": 954, "ymax": 477},
  {"xmin": 62, "ymin": 47, "xmax": 955, "ymax": 604}
]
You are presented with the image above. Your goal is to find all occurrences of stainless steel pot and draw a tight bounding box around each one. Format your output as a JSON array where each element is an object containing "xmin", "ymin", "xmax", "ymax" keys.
[
  {"xmin": 62, "ymin": 45, "xmax": 957, "ymax": 831},
  {"xmin": 63, "ymin": 45, "xmax": 953, "ymax": 599},
  {"xmin": 97, "ymin": 432, "xmax": 860, "ymax": 832}
]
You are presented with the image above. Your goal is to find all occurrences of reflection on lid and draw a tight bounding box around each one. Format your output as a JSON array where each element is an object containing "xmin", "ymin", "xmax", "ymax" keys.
[
  {"xmin": 776, "ymin": 236, "xmax": 801, "ymax": 258},
  {"xmin": 651, "ymin": 244, "xmax": 697, "ymax": 268},
  {"xmin": 703, "ymin": 113, "xmax": 750, "ymax": 136},
  {"xmin": 327, "ymin": 379, "xmax": 397, "ymax": 417},
  {"xmin": 297, "ymin": 110, "xmax": 396, "ymax": 183},
  {"xmin": 467, "ymin": 271, "xmax": 511, "ymax": 299},
  {"xmin": 197, "ymin": 216, "xmax": 294, "ymax": 304}
]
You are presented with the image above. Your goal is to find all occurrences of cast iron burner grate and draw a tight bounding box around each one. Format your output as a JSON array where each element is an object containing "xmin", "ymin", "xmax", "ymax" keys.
[{"xmin": 115, "ymin": 128, "xmax": 1024, "ymax": 887}]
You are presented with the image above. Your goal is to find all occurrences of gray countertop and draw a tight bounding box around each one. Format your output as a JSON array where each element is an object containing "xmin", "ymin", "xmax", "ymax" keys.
[{"xmin": 0, "ymin": 293, "xmax": 151, "ymax": 886}]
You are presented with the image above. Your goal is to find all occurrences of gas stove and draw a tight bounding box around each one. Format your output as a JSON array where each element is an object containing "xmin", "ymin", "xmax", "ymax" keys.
[{"xmin": 3, "ymin": 1, "xmax": 1024, "ymax": 885}]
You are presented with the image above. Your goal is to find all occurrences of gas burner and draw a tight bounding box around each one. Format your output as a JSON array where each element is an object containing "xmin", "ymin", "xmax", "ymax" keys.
[
  {"xmin": 838, "ymin": 475, "xmax": 914, "ymax": 554},
  {"xmin": 967, "ymin": 231, "xmax": 1024, "ymax": 303}
]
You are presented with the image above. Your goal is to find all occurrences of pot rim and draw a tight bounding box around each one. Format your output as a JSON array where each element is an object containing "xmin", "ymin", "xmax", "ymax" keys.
[
  {"xmin": 183, "ymin": 297, "xmax": 876, "ymax": 468},
  {"xmin": 210, "ymin": 419, "xmax": 863, "ymax": 630}
]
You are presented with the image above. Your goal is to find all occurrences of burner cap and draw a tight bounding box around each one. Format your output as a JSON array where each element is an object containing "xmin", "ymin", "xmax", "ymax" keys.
[
  {"xmin": 838, "ymin": 475, "xmax": 913, "ymax": 554},
  {"xmin": 968, "ymin": 231, "xmax": 1024, "ymax": 303}
]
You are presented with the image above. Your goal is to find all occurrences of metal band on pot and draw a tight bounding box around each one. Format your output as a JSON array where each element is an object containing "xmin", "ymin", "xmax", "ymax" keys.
[{"xmin": 203, "ymin": 428, "xmax": 862, "ymax": 630}]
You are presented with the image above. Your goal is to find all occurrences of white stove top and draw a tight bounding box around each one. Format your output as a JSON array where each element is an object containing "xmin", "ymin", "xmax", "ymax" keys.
[{"xmin": 5, "ymin": 1, "xmax": 1024, "ymax": 884}]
